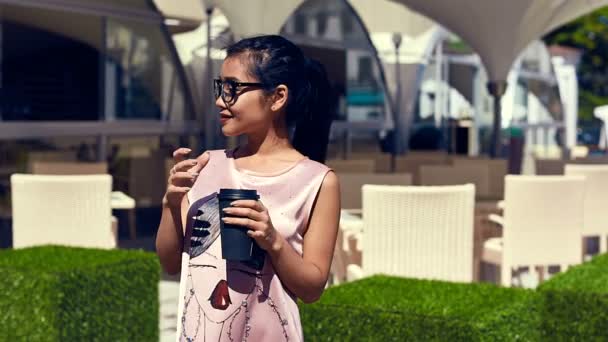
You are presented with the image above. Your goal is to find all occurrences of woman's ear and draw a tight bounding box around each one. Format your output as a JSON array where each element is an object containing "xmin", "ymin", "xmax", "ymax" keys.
[{"xmin": 270, "ymin": 85, "xmax": 288, "ymax": 112}]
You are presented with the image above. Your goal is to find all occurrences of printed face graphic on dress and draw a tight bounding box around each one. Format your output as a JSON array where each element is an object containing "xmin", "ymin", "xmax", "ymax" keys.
[{"xmin": 180, "ymin": 193, "xmax": 290, "ymax": 341}]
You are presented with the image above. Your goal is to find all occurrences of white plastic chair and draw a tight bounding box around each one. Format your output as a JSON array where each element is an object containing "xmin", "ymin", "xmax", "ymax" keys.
[
  {"xmin": 565, "ymin": 164, "xmax": 608, "ymax": 254},
  {"xmin": 11, "ymin": 174, "xmax": 116, "ymax": 249},
  {"xmin": 347, "ymin": 184, "xmax": 475, "ymax": 283},
  {"xmin": 482, "ymin": 175, "xmax": 585, "ymax": 287}
]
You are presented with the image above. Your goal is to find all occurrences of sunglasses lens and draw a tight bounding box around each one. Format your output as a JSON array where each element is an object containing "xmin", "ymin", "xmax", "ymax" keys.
[
  {"xmin": 213, "ymin": 80, "xmax": 221, "ymax": 99},
  {"xmin": 222, "ymin": 81, "xmax": 235, "ymax": 103}
]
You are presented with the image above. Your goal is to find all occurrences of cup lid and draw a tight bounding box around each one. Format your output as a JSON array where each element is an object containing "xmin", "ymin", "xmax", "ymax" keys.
[{"xmin": 218, "ymin": 188, "xmax": 259, "ymax": 200}]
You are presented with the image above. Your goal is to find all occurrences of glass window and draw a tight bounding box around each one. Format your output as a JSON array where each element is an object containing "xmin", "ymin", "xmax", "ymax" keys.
[
  {"xmin": 0, "ymin": 3, "xmax": 193, "ymax": 122},
  {"xmin": 105, "ymin": 18, "xmax": 192, "ymax": 121},
  {"xmin": 0, "ymin": 4, "xmax": 102, "ymax": 120}
]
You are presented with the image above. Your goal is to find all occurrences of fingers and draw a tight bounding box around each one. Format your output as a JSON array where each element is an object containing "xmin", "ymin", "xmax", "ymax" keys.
[
  {"xmin": 230, "ymin": 200, "xmax": 266, "ymax": 213},
  {"xmin": 221, "ymin": 216, "xmax": 264, "ymax": 230},
  {"xmin": 169, "ymin": 171, "xmax": 198, "ymax": 186},
  {"xmin": 172, "ymin": 148, "xmax": 192, "ymax": 163},
  {"xmin": 173, "ymin": 159, "xmax": 199, "ymax": 173},
  {"xmin": 166, "ymin": 184, "xmax": 191, "ymax": 195},
  {"xmin": 222, "ymin": 206, "xmax": 265, "ymax": 222},
  {"xmin": 190, "ymin": 152, "xmax": 210, "ymax": 173}
]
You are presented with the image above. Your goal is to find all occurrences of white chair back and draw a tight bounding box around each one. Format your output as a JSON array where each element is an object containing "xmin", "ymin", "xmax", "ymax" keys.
[
  {"xmin": 11, "ymin": 174, "xmax": 115, "ymax": 249},
  {"xmin": 501, "ymin": 175, "xmax": 585, "ymax": 286},
  {"xmin": 565, "ymin": 165, "xmax": 608, "ymax": 249},
  {"xmin": 361, "ymin": 184, "xmax": 475, "ymax": 282}
]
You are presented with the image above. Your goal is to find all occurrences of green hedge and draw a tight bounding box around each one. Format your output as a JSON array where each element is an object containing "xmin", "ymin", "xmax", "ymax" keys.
[
  {"xmin": 539, "ymin": 253, "xmax": 608, "ymax": 340},
  {"xmin": 300, "ymin": 276, "xmax": 541, "ymax": 341},
  {"xmin": 0, "ymin": 246, "xmax": 160, "ymax": 341}
]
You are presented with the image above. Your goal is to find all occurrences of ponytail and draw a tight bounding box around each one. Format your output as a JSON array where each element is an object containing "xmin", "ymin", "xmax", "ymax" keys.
[{"xmin": 291, "ymin": 58, "xmax": 332, "ymax": 163}]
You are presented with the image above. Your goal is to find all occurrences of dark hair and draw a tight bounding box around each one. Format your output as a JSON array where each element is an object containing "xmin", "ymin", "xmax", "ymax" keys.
[{"xmin": 225, "ymin": 35, "xmax": 333, "ymax": 163}]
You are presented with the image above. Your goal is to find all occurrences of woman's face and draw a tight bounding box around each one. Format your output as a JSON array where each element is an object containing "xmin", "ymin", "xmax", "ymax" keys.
[{"xmin": 216, "ymin": 55, "xmax": 273, "ymax": 137}]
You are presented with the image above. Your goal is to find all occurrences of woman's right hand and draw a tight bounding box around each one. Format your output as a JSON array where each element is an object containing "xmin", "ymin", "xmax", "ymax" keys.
[{"xmin": 163, "ymin": 148, "xmax": 209, "ymax": 208}]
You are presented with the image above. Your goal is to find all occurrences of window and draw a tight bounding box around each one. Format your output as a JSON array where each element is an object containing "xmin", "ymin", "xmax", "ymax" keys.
[
  {"xmin": 294, "ymin": 13, "xmax": 307, "ymax": 35},
  {"xmin": 0, "ymin": 3, "xmax": 193, "ymax": 122}
]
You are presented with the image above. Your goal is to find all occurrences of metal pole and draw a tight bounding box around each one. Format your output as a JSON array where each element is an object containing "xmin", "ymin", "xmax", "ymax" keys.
[
  {"xmin": 204, "ymin": 5, "xmax": 214, "ymax": 150},
  {"xmin": 391, "ymin": 33, "xmax": 402, "ymax": 172},
  {"xmin": 487, "ymin": 81, "xmax": 507, "ymax": 158}
]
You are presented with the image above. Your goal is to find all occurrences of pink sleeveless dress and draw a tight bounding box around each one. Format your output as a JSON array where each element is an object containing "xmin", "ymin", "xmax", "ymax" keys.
[{"xmin": 176, "ymin": 149, "xmax": 331, "ymax": 342}]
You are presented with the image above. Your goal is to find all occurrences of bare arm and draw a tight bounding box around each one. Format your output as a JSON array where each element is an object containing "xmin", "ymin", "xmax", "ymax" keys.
[
  {"xmin": 223, "ymin": 171, "xmax": 340, "ymax": 303},
  {"xmin": 156, "ymin": 149, "xmax": 209, "ymax": 275}
]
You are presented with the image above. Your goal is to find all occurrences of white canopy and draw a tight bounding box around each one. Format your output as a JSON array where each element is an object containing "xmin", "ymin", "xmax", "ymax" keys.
[
  {"xmin": 348, "ymin": 0, "xmax": 444, "ymax": 152},
  {"xmin": 390, "ymin": 0, "xmax": 608, "ymax": 83},
  {"xmin": 349, "ymin": 0, "xmax": 440, "ymax": 64},
  {"xmin": 206, "ymin": 0, "xmax": 304, "ymax": 39}
]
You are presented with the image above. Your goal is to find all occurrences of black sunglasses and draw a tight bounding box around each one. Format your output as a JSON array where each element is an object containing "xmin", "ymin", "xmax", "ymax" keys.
[{"xmin": 213, "ymin": 78, "xmax": 266, "ymax": 104}]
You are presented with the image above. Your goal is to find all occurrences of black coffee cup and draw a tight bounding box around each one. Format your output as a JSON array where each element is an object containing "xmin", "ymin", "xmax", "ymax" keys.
[{"xmin": 217, "ymin": 188, "xmax": 265, "ymax": 270}]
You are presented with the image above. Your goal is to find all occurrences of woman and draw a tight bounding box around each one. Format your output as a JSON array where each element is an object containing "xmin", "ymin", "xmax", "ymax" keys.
[{"xmin": 156, "ymin": 35, "xmax": 340, "ymax": 341}]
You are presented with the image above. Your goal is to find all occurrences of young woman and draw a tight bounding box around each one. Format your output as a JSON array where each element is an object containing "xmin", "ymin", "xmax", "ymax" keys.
[{"xmin": 156, "ymin": 35, "xmax": 340, "ymax": 341}]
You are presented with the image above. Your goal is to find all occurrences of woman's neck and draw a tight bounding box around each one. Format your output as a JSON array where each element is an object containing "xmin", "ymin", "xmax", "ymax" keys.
[{"xmin": 241, "ymin": 123, "xmax": 292, "ymax": 157}]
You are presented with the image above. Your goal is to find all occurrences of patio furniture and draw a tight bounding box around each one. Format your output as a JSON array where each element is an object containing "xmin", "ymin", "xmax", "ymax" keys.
[
  {"xmin": 114, "ymin": 150, "xmax": 168, "ymax": 208},
  {"xmin": 565, "ymin": 164, "xmax": 608, "ymax": 255},
  {"xmin": 419, "ymin": 165, "xmax": 490, "ymax": 199},
  {"xmin": 338, "ymin": 172, "xmax": 412, "ymax": 209},
  {"xmin": 11, "ymin": 174, "xmax": 116, "ymax": 249},
  {"xmin": 30, "ymin": 161, "xmax": 108, "ymax": 175},
  {"xmin": 330, "ymin": 210, "xmax": 364, "ymax": 285},
  {"xmin": 347, "ymin": 184, "xmax": 475, "ymax": 283},
  {"xmin": 573, "ymin": 156, "xmax": 608, "ymax": 165},
  {"xmin": 348, "ymin": 153, "xmax": 393, "ymax": 173},
  {"xmin": 326, "ymin": 159, "xmax": 375, "ymax": 173},
  {"xmin": 451, "ymin": 158, "xmax": 508, "ymax": 200},
  {"xmin": 534, "ymin": 158, "xmax": 565, "ymax": 175},
  {"xmin": 110, "ymin": 191, "xmax": 137, "ymax": 240},
  {"xmin": 482, "ymin": 175, "xmax": 585, "ymax": 287},
  {"xmin": 26, "ymin": 150, "xmax": 77, "ymax": 173},
  {"xmin": 395, "ymin": 151, "xmax": 450, "ymax": 184}
]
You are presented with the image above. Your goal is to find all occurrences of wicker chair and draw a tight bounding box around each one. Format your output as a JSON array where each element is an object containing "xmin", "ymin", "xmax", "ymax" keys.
[
  {"xmin": 565, "ymin": 165, "xmax": 608, "ymax": 255},
  {"xmin": 11, "ymin": 174, "xmax": 116, "ymax": 249},
  {"xmin": 419, "ymin": 165, "xmax": 490, "ymax": 199},
  {"xmin": 347, "ymin": 184, "xmax": 475, "ymax": 283},
  {"xmin": 395, "ymin": 152, "xmax": 449, "ymax": 184},
  {"xmin": 326, "ymin": 159, "xmax": 375, "ymax": 173},
  {"xmin": 482, "ymin": 175, "xmax": 585, "ymax": 287},
  {"xmin": 30, "ymin": 161, "xmax": 108, "ymax": 175},
  {"xmin": 534, "ymin": 158, "xmax": 565, "ymax": 175},
  {"xmin": 451, "ymin": 158, "xmax": 508, "ymax": 200}
]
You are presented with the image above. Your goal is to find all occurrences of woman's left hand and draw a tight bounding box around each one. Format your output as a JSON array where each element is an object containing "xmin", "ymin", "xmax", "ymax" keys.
[{"xmin": 221, "ymin": 200, "xmax": 283, "ymax": 253}]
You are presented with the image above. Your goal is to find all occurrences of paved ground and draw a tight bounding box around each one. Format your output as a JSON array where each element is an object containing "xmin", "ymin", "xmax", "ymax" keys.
[
  {"xmin": 118, "ymin": 235, "xmax": 180, "ymax": 342},
  {"xmin": 160, "ymin": 280, "xmax": 180, "ymax": 342}
]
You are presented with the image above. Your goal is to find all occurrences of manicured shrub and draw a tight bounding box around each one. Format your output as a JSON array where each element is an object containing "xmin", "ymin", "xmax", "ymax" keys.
[
  {"xmin": 0, "ymin": 246, "xmax": 160, "ymax": 341},
  {"xmin": 301, "ymin": 275, "xmax": 540, "ymax": 341},
  {"xmin": 539, "ymin": 253, "xmax": 608, "ymax": 340}
]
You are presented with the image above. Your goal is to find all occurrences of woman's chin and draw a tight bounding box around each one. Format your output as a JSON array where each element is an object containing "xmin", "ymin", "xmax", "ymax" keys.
[{"xmin": 221, "ymin": 125, "xmax": 240, "ymax": 137}]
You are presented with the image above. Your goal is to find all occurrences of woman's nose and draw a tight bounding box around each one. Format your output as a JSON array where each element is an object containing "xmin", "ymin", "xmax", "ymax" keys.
[{"xmin": 215, "ymin": 95, "xmax": 226, "ymax": 109}]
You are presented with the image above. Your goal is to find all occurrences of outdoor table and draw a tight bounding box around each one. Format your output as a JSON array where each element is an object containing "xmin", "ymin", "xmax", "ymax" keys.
[{"xmin": 111, "ymin": 191, "xmax": 137, "ymax": 240}]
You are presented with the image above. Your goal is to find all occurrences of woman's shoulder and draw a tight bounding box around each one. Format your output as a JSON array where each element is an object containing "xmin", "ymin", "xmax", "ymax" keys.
[{"xmin": 298, "ymin": 158, "xmax": 333, "ymax": 180}]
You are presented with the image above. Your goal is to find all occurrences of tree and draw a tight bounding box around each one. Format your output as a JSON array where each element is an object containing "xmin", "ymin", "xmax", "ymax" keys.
[{"xmin": 544, "ymin": 7, "xmax": 608, "ymax": 122}]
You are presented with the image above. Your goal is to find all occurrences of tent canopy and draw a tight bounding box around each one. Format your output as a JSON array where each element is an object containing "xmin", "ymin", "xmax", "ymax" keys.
[{"xmin": 390, "ymin": 0, "xmax": 608, "ymax": 83}]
